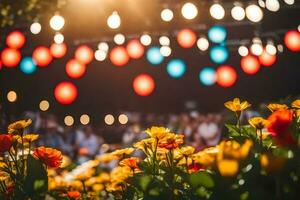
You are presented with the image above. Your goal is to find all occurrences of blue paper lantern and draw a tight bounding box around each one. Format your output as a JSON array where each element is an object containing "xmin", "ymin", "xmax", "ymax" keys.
[
  {"xmin": 208, "ymin": 25, "xmax": 227, "ymax": 43},
  {"xmin": 199, "ymin": 67, "xmax": 216, "ymax": 86},
  {"xmin": 209, "ymin": 46, "xmax": 229, "ymax": 64},
  {"xmin": 166, "ymin": 59, "xmax": 186, "ymax": 78},
  {"xmin": 146, "ymin": 46, "xmax": 164, "ymax": 65},
  {"xmin": 20, "ymin": 57, "xmax": 37, "ymax": 74}
]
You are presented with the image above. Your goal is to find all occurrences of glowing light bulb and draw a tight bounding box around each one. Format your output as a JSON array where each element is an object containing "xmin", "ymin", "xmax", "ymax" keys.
[
  {"xmin": 251, "ymin": 43, "xmax": 263, "ymax": 56},
  {"xmin": 159, "ymin": 36, "xmax": 170, "ymax": 46},
  {"xmin": 64, "ymin": 115, "xmax": 74, "ymax": 126},
  {"xmin": 80, "ymin": 114, "xmax": 90, "ymax": 125},
  {"xmin": 114, "ymin": 33, "xmax": 125, "ymax": 45},
  {"xmin": 160, "ymin": 46, "xmax": 172, "ymax": 57},
  {"xmin": 231, "ymin": 6, "xmax": 245, "ymax": 21},
  {"xmin": 39, "ymin": 100, "xmax": 50, "ymax": 111},
  {"xmin": 7, "ymin": 90, "xmax": 17, "ymax": 102},
  {"xmin": 140, "ymin": 34, "xmax": 152, "ymax": 46},
  {"xmin": 238, "ymin": 46, "xmax": 249, "ymax": 57},
  {"xmin": 107, "ymin": 11, "xmax": 121, "ymax": 29},
  {"xmin": 246, "ymin": 5, "xmax": 263, "ymax": 22},
  {"xmin": 181, "ymin": 3, "xmax": 198, "ymax": 20},
  {"xmin": 197, "ymin": 37, "xmax": 209, "ymax": 51},
  {"xmin": 95, "ymin": 49, "xmax": 107, "ymax": 61},
  {"xmin": 210, "ymin": 4, "xmax": 225, "ymax": 20},
  {"xmin": 284, "ymin": 0, "xmax": 295, "ymax": 5},
  {"xmin": 266, "ymin": 43, "xmax": 277, "ymax": 55},
  {"xmin": 104, "ymin": 114, "xmax": 114, "ymax": 125},
  {"xmin": 98, "ymin": 42, "xmax": 109, "ymax": 52},
  {"xmin": 266, "ymin": 0, "xmax": 280, "ymax": 12},
  {"xmin": 161, "ymin": 8, "xmax": 174, "ymax": 22},
  {"xmin": 49, "ymin": 14, "xmax": 65, "ymax": 31},
  {"xmin": 30, "ymin": 22, "xmax": 42, "ymax": 34},
  {"xmin": 118, "ymin": 114, "xmax": 128, "ymax": 124},
  {"xmin": 54, "ymin": 32, "xmax": 64, "ymax": 44}
]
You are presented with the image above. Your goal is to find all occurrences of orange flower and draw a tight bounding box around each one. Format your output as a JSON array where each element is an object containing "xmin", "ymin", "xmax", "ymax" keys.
[
  {"xmin": 67, "ymin": 191, "xmax": 80, "ymax": 200},
  {"xmin": 119, "ymin": 157, "xmax": 140, "ymax": 172},
  {"xmin": 158, "ymin": 134, "xmax": 184, "ymax": 149},
  {"xmin": 0, "ymin": 134, "xmax": 13, "ymax": 153},
  {"xmin": 33, "ymin": 146, "xmax": 63, "ymax": 168}
]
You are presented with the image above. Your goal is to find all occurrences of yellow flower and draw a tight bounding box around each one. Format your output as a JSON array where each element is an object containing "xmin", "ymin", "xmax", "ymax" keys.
[
  {"xmin": 178, "ymin": 146, "xmax": 195, "ymax": 157},
  {"xmin": 8, "ymin": 119, "xmax": 32, "ymax": 134},
  {"xmin": 97, "ymin": 172, "xmax": 110, "ymax": 183},
  {"xmin": 133, "ymin": 138, "xmax": 156, "ymax": 152},
  {"xmin": 260, "ymin": 153, "xmax": 285, "ymax": 173},
  {"xmin": 224, "ymin": 98, "xmax": 251, "ymax": 112},
  {"xmin": 119, "ymin": 157, "xmax": 141, "ymax": 173},
  {"xmin": 60, "ymin": 155, "xmax": 72, "ymax": 168},
  {"xmin": 96, "ymin": 153, "xmax": 118, "ymax": 163},
  {"xmin": 17, "ymin": 134, "xmax": 39, "ymax": 143},
  {"xmin": 248, "ymin": 117, "xmax": 269, "ymax": 130},
  {"xmin": 217, "ymin": 159, "xmax": 239, "ymax": 177},
  {"xmin": 192, "ymin": 146, "xmax": 219, "ymax": 167},
  {"xmin": 267, "ymin": 103, "xmax": 288, "ymax": 112},
  {"xmin": 110, "ymin": 148, "xmax": 134, "ymax": 158},
  {"xmin": 75, "ymin": 168, "xmax": 95, "ymax": 181},
  {"xmin": 92, "ymin": 184, "xmax": 104, "ymax": 192},
  {"xmin": 291, "ymin": 99, "xmax": 300, "ymax": 109},
  {"xmin": 106, "ymin": 183, "xmax": 123, "ymax": 192},
  {"xmin": 145, "ymin": 126, "xmax": 170, "ymax": 140},
  {"xmin": 295, "ymin": 109, "xmax": 300, "ymax": 118},
  {"xmin": 219, "ymin": 140, "xmax": 253, "ymax": 160},
  {"xmin": 0, "ymin": 171, "xmax": 9, "ymax": 181},
  {"xmin": 110, "ymin": 166, "xmax": 132, "ymax": 183}
]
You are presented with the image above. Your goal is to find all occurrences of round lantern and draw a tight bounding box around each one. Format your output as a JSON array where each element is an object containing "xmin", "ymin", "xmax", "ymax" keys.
[
  {"xmin": 241, "ymin": 55, "xmax": 260, "ymax": 75},
  {"xmin": 32, "ymin": 46, "xmax": 53, "ymax": 67},
  {"xmin": 20, "ymin": 57, "xmax": 37, "ymax": 74},
  {"xmin": 133, "ymin": 74, "xmax": 155, "ymax": 96},
  {"xmin": 110, "ymin": 46, "xmax": 129, "ymax": 67},
  {"xmin": 126, "ymin": 39, "xmax": 144, "ymax": 59},
  {"xmin": 1, "ymin": 48, "xmax": 21, "ymax": 68},
  {"xmin": 6, "ymin": 31, "xmax": 26, "ymax": 49},
  {"xmin": 74, "ymin": 45, "xmax": 94, "ymax": 64},
  {"xmin": 50, "ymin": 43, "xmax": 67, "ymax": 58},
  {"xmin": 177, "ymin": 29, "xmax": 197, "ymax": 48},
  {"xmin": 284, "ymin": 30, "xmax": 300, "ymax": 52},
  {"xmin": 66, "ymin": 59, "xmax": 86, "ymax": 79},
  {"xmin": 54, "ymin": 82, "xmax": 78, "ymax": 105},
  {"xmin": 216, "ymin": 65, "xmax": 237, "ymax": 87},
  {"xmin": 258, "ymin": 50, "xmax": 276, "ymax": 67}
]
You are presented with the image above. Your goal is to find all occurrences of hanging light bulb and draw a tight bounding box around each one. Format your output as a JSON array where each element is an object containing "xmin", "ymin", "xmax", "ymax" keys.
[
  {"xmin": 98, "ymin": 42, "xmax": 109, "ymax": 52},
  {"xmin": 160, "ymin": 46, "xmax": 172, "ymax": 57},
  {"xmin": 107, "ymin": 11, "xmax": 121, "ymax": 29},
  {"xmin": 246, "ymin": 4, "xmax": 263, "ymax": 23},
  {"xmin": 159, "ymin": 36, "xmax": 170, "ymax": 46},
  {"xmin": 181, "ymin": 3, "xmax": 198, "ymax": 20},
  {"xmin": 140, "ymin": 34, "xmax": 152, "ymax": 46},
  {"xmin": 30, "ymin": 22, "xmax": 42, "ymax": 34},
  {"xmin": 114, "ymin": 33, "xmax": 125, "ymax": 45},
  {"xmin": 231, "ymin": 5, "xmax": 245, "ymax": 21},
  {"xmin": 238, "ymin": 46, "xmax": 249, "ymax": 57},
  {"xmin": 161, "ymin": 8, "xmax": 174, "ymax": 22},
  {"xmin": 49, "ymin": 14, "xmax": 65, "ymax": 31},
  {"xmin": 250, "ymin": 38, "xmax": 263, "ymax": 56},
  {"xmin": 266, "ymin": 0, "xmax": 280, "ymax": 12},
  {"xmin": 266, "ymin": 43, "xmax": 277, "ymax": 55},
  {"xmin": 284, "ymin": 0, "xmax": 295, "ymax": 5},
  {"xmin": 197, "ymin": 37, "xmax": 209, "ymax": 51},
  {"xmin": 210, "ymin": 4, "xmax": 225, "ymax": 20},
  {"xmin": 95, "ymin": 49, "xmax": 107, "ymax": 61},
  {"xmin": 54, "ymin": 32, "xmax": 64, "ymax": 44},
  {"xmin": 258, "ymin": 0, "xmax": 266, "ymax": 8}
]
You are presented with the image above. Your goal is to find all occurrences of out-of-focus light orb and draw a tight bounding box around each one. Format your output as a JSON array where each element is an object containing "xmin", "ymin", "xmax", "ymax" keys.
[
  {"xmin": 64, "ymin": 115, "xmax": 74, "ymax": 126},
  {"xmin": 133, "ymin": 74, "xmax": 155, "ymax": 96},
  {"xmin": 284, "ymin": 0, "xmax": 295, "ymax": 5},
  {"xmin": 181, "ymin": 3, "xmax": 198, "ymax": 20},
  {"xmin": 177, "ymin": 29, "xmax": 196, "ymax": 48},
  {"xmin": 6, "ymin": 31, "xmax": 26, "ymax": 49},
  {"xmin": 30, "ymin": 22, "xmax": 42, "ymax": 34},
  {"xmin": 209, "ymin": 46, "xmax": 229, "ymax": 64},
  {"xmin": 238, "ymin": 46, "xmax": 249, "ymax": 57},
  {"xmin": 210, "ymin": 4, "xmax": 225, "ymax": 20},
  {"xmin": 166, "ymin": 59, "xmax": 186, "ymax": 78},
  {"xmin": 32, "ymin": 46, "xmax": 53, "ymax": 67},
  {"xmin": 160, "ymin": 46, "xmax": 172, "ymax": 57},
  {"xmin": 110, "ymin": 46, "xmax": 129, "ymax": 67},
  {"xmin": 95, "ymin": 49, "xmax": 107, "ymax": 61},
  {"xmin": 39, "ymin": 100, "xmax": 50, "ymax": 111},
  {"xmin": 126, "ymin": 39, "xmax": 145, "ymax": 59},
  {"xmin": 49, "ymin": 14, "xmax": 65, "ymax": 31},
  {"xmin": 7, "ymin": 91, "xmax": 17, "ymax": 102},
  {"xmin": 216, "ymin": 65, "xmax": 237, "ymax": 87},
  {"xmin": 259, "ymin": 50, "xmax": 277, "ymax": 67},
  {"xmin": 54, "ymin": 81, "xmax": 78, "ymax": 105},
  {"xmin": 231, "ymin": 6, "xmax": 246, "ymax": 21},
  {"xmin": 146, "ymin": 46, "xmax": 164, "ymax": 65},
  {"xmin": 159, "ymin": 36, "xmax": 170, "ymax": 46},
  {"xmin": 20, "ymin": 57, "xmax": 37, "ymax": 74},
  {"xmin": 54, "ymin": 32, "xmax": 64, "ymax": 44},
  {"xmin": 250, "ymin": 43, "xmax": 263, "ymax": 56},
  {"xmin": 66, "ymin": 59, "xmax": 86, "ymax": 79},
  {"xmin": 284, "ymin": 30, "xmax": 300, "ymax": 52},
  {"xmin": 118, "ymin": 114, "xmax": 129, "ymax": 124},
  {"xmin": 266, "ymin": 0, "xmax": 280, "ymax": 12},
  {"xmin": 265, "ymin": 43, "xmax": 277, "ymax": 55},
  {"xmin": 241, "ymin": 55, "xmax": 261, "ymax": 74},
  {"xmin": 114, "ymin": 33, "xmax": 125, "ymax": 45},
  {"xmin": 199, "ymin": 67, "xmax": 217, "ymax": 86},
  {"xmin": 140, "ymin": 34, "xmax": 152, "ymax": 46},
  {"xmin": 1, "ymin": 48, "xmax": 21, "ymax": 68},
  {"xmin": 107, "ymin": 11, "xmax": 121, "ymax": 29},
  {"xmin": 74, "ymin": 45, "xmax": 94, "ymax": 64},
  {"xmin": 98, "ymin": 42, "xmax": 109, "ymax": 52},
  {"xmin": 197, "ymin": 37, "xmax": 209, "ymax": 51},
  {"xmin": 277, "ymin": 44, "xmax": 284, "ymax": 52},
  {"xmin": 50, "ymin": 43, "xmax": 67, "ymax": 58},
  {"xmin": 161, "ymin": 8, "xmax": 174, "ymax": 22},
  {"xmin": 208, "ymin": 25, "xmax": 227, "ymax": 43},
  {"xmin": 246, "ymin": 5, "xmax": 263, "ymax": 22},
  {"xmin": 80, "ymin": 114, "xmax": 90, "ymax": 125},
  {"xmin": 258, "ymin": 0, "xmax": 266, "ymax": 7},
  {"xmin": 104, "ymin": 114, "xmax": 114, "ymax": 125}
]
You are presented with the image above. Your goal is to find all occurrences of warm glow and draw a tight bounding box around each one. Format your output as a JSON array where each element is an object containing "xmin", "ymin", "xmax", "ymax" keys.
[
  {"xmin": 231, "ymin": 5, "xmax": 245, "ymax": 21},
  {"xmin": 30, "ymin": 22, "xmax": 42, "ymax": 34},
  {"xmin": 109, "ymin": 46, "xmax": 129, "ymax": 67},
  {"xmin": 159, "ymin": 36, "xmax": 170, "ymax": 46},
  {"xmin": 80, "ymin": 114, "xmax": 90, "ymax": 125},
  {"xmin": 118, "ymin": 114, "xmax": 129, "ymax": 125},
  {"xmin": 6, "ymin": 31, "xmax": 26, "ymax": 49},
  {"xmin": 54, "ymin": 32, "xmax": 64, "ymax": 44},
  {"xmin": 50, "ymin": 43, "xmax": 67, "ymax": 58},
  {"xmin": 241, "ymin": 55, "xmax": 261, "ymax": 74},
  {"xmin": 107, "ymin": 11, "xmax": 121, "ymax": 29},
  {"xmin": 181, "ymin": 3, "xmax": 198, "ymax": 20},
  {"xmin": 54, "ymin": 82, "xmax": 78, "ymax": 105},
  {"xmin": 7, "ymin": 91, "xmax": 17, "ymax": 102},
  {"xmin": 64, "ymin": 115, "xmax": 74, "ymax": 126},
  {"xmin": 133, "ymin": 74, "xmax": 155, "ymax": 96},
  {"xmin": 177, "ymin": 29, "xmax": 197, "ymax": 48},
  {"xmin": 65, "ymin": 59, "xmax": 86, "ymax": 79},
  {"xmin": 140, "ymin": 34, "xmax": 152, "ymax": 46},
  {"xmin": 39, "ymin": 100, "xmax": 50, "ymax": 111},
  {"xmin": 161, "ymin": 8, "xmax": 174, "ymax": 22},
  {"xmin": 126, "ymin": 39, "xmax": 145, "ymax": 59},
  {"xmin": 104, "ymin": 114, "xmax": 115, "ymax": 125},
  {"xmin": 74, "ymin": 45, "xmax": 94, "ymax": 64},
  {"xmin": 238, "ymin": 46, "xmax": 249, "ymax": 57},
  {"xmin": 246, "ymin": 5, "xmax": 263, "ymax": 23},
  {"xmin": 160, "ymin": 46, "xmax": 172, "ymax": 57},
  {"xmin": 32, "ymin": 46, "xmax": 53, "ymax": 67},
  {"xmin": 94, "ymin": 49, "xmax": 107, "ymax": 61},
  {"xmin": 216, "ymin": 65, "xmax": 237, "ymax": 87},
  {"xmin": 1, "ymin": 48, "xmax": 21, "ymax": 68},
  {"xmin": 49, "ymin": 14, "xmax": 65, "ymax": 31},
  {"xmin": 197, "ymin": 37, "xmax": 209, "ymax": 51},
  {"xmin": 114, "ymin": 33, "xmax": 125, "ymax": 45},
  {"xmin": 210, "ymin": 4, "xmax": 225, "ymax": 20}
]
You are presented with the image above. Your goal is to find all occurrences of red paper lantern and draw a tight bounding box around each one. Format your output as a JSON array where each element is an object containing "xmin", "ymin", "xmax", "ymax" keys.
[
  {"xmin": 32, "ymin": 46, "xmax": 53, "ymax": 67},
  {"xmin": 6, "ymin": 31, "xmax": 26, "ymax": 49},
  {"xmin": 284, "ymin": 30, "xmax": 300, "ymax": 52},
  {"xmin": 258, "ymin": 50, "xmax": 277, "ymax": 67},
  {"xmin": 216, "ymin": 65, "xmax": 237, "ymax": 87},
  {"xmin": 126, "ymin": 39, "xmax": 144, "ymax": 59},
  {"xmin": 110, "ymin": 46, "xmax": 129, "ymax": 67},
  {"xmin": 74, "ymin": 45, "xmax": 93, "ymax": 64},
  {"xmin": 133, "ymin": 74, "xmax": 155, "ymax": 96},
  {"xmin": 1, "ymin": 48, "xmax": 21, "ymax": 68},
  {"xmin": 50, "ymin": 43, "xmax": 67, "ymax": 58},
  {"xmin": 177, "ymin": 29, "xmax": 197, "ymax": 48},
  {"xmin": 54, "ymin": 82, "xmax": 78, "ymax": 105},
  {"xmin": 241, "ymin": 55, "xmax": 260, "ymax": 75},
  {"xmin": 66, "ymin": 59, "xmax": 86, "ymax": 79}
]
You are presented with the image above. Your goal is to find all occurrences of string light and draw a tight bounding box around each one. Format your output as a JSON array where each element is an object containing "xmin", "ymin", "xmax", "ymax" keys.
[
  {"xmin": 30, "ymin": 22, "xmax": 42, "ymax": 34},
  {"xmin": 161, "ymin": 8, "xmax": 174, "ymax": 22},
  {"xmin": 54, "ymin": 32, "xmax": 64, "ymax": 44},
  {"xmin": 231, "ymin": 5, "xmax": 245, "ymax": 21},
  {"xmin": 199, "ymin": 67, "xmax": 216, "ymax": 86},
  {"xmin": 266, "ymin": 0, "xmax": 280, "ymax": 12},
  {"xmin": 258, "ymin": 0, "xmax": 266, "ymax": 8},
  {"xmin": 98, "ymin": 42, "xmax": 109, "ymax": 52},
  {"xmin": 160, "ymin": 46, "xmax": 172, "ymax": 57},
  {"xmin": 246, "ymin": 4, "xmax": 263, "ymax": 23},
  {"xmin": 80, "ymin": 114, "xmax": 90, "ymax": 125},
  {"xmin": 181, "ymin": 2, "xmax": 198, "ymax": 20},
  {"xmin": 166, "ymin": 59, "xmax": 186, "ymax": 79},
  {"xmin": 118, "ymin": 114, "xmax": 129, "ymax": 125},
  {"xmin": 140, "ymin": 34, "xmax": 152, "ymax": 46},
  {"xmin": 7, "ymin": 91, "xmax": 17, "ymax": 102},
  {"xmin": 104, "ymin": 114, "xmax": 114, "ymax": 125},
  {"xmin": 159, "ymin": 36, "xmax": 170, "ymax": 46},
  {"xmin": 20, "ymin": 57, "xmax": 37, "ymax": 74},
  {"xmin": 39, "ymin": 100, "xmax": 50, "ymax": 111},
  {"xmin": 49, "ymin": 14, "xmax": 65, "ymax": 31},
  {"xmin": 197, "ymin": 37, "xmax": 209, "ymax": 51},
  {"xmin": 250, "ymin": 39, "xmax": 263, "ymax": 56},
  {"xmin": 64, "ymin": 115, "xmax": 74, "ymax": 126},
  {"xmin": 107, "ymin": 11, "xmax": 121, "ymax": 29},
  {"xmin": 95, "ymin": 49, "xmax": 107, "ymax": 61},
  {"xmin": 114, "ymin": 33, "xmax": 125, "ymax": 45},
  {"xmin": 284, "ymin": 0, "xmax": 295, "ymax": 5},
  {"xmin": 238, "ymin": 46, "xmax": 249, "ymax": 57},
  {"xmin": 266, "ymin": 43, "xmax": 277, "ymax": 55},
  {"xmin": 210, "ymin": 4, "xmax": 225, "ymax": 20}
]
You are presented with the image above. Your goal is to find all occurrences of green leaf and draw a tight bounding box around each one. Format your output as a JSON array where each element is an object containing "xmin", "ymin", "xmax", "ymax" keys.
[
  {"xmin": 188, "ymin": 171, "xmax": 214, "ymax": 188},
  {"xmin": 139, "ymin": 175, "xmax": 152, "ymax": 191}
]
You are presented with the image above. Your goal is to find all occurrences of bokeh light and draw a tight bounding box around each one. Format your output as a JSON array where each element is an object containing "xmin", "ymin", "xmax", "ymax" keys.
[
  {"xmin": 199, "ymin": 67, "xmax": 217, "ymax": 86},
  {"xmin": 80, "ymin": 114, "xmax": 90, "ymax": 125},
  {"xmin": 94, "ymin": 49, "xmax": 107, "ymax": 61},
  {"xmin": 126, "ymin": 39, "xmax": 145, "ymax": 59},
  {"xmin": 246, "ymin": 4, "xmax": 263, "ymax": 23},
  {"xmin": 66, "ymin": 59, "xmax": 86, "ymax": 79},
  {"xmin": 160, "ymin": 46, "xmax": 172, "ymax": 57},
  {"xmin": 54, "ymin": 32, "xmax": 64, "ymax": 44},
  {"xmin": 146, "ymin": 46, "xmax": 164, "ymax": 65},
  {"xmin": 210, "ymin": 4, "xmax": 225, "ymax": 20},
  {"xmin": 1, "ymin": 48, "xmax": 21, "ymax": 68},
  {"xmin": 50, "ymin": 43, "xmax": 67, "ymax": 58},
  {"xmin": 74, "ymin": 45, "xmax": 94, "ymax": 65},
  {"xmin": 114, "ymin": 33, "xmax": 125, "ymax": 45},
  {"xmin": 6, "ymin": 31, "xmax": 26, "ymax": 49},
  {"xmin": 64, "ymin": 115, "xmax": 74, "ymax": 126},
  {"xmin": 166, "ymin": 59, "xmax": 186, "ymax": 78},
  {"xmin": 104, "ymin": 114, "xmax": 115, "ymax": 125},
  {"xmin": 177, "ymin": 29, "xmax": 197, "ymax": 48},
  {"xmin": 209, "ymin": 46, "xmax": 229, "ymax": 64},
  {"xmin": 110, "ymin": 46, "xmax": 129, "ymax": 67},
  {"xmin": 238, "ymin": 46, "xmax": 249, "ymax": 57},
  {"xmin": 208, "ymin": 25, "xmax": 227, "ymax": 43},
  {"xmin": 231, "ymin": 5, "xmax": 246, "ymax": 21},
  {"xmin": 140, "ymin": 34, "xmax": 152, "ymax": 46},
  {"xmin": 54, "ymin": 82, "xmax": 78, "ymax": 105},
  {"xmin": 39, "ymin": 100, "xmax": 50, "ymax": 111},
  {"xmin": 250, "ymin": 42, "xmax": 263, "ymax": 56},
  {"xmin": 258, "ymin": 50, "xmax": 277, "ymax": 67},
  {"xmin": 216, "ymin": 65, "xmax": 237, "ymax": 87},
  {"xmin": 161, "ymin": 8, "xmax": 174, "ymax": 22},
  {"xmin": 133, "ymin": 74, "xmax": 155, "ymax": 96},
  {"xmin": 107, "ymin": 11, "xmax": 121, "ymax": 29},
  {"xmin": 49, "ymin": 14, "xmax": 65, "ymax": 31},
  {"xmin": 32, "ymin": 46, "xmax": 53, "ymax": 67},
  {"xmin": 7, "ymin": 91, "xmax": 17, "ymax": 103},
  {"xmin": 266, "ymin": 0, "xmax": 280, "ymax": 12},
  {"xmin": 98, "ymin": 42, "xmax": 109, "ymax": 52},
  {"xmin": 118, "ymin": 114, "xmax": 129, "ymax": 124},
  {"xmin": 241, "ymin": 55, "xmax": 261, "ymax": 74},
  {"xmin": 197, "ymin": 37, "xmax": 209, "ymax": 51},
  {"xmin": 20, "ymin": 57, "xmax": 37, "ymax": 74},
  {"xmin": 159, "ymin": 36, "xmax": 170, "ymax": 46},
  {"xmin": 181, "ymin": 3, "xmax": 198, "ymax": 20},
  {"xmin": 30, "ymin": 22, "xmax": 42, "ymax": 34},
  {"xmin": 265, "ymin": 43, "xmax": 277, "ymax": 55},
  {"xmin": 284, "ymin": 30, "xmax": 300, "ymax": 52}
]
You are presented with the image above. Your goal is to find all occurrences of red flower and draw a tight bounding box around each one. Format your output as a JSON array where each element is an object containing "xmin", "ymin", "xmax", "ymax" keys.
[
  {"xmin": 188, "ymin": 163, "xmax": 204, "ymax": 174},
  {"xmin": 267, "ymin": 109, "xmax": 295, "ymax": 146},
  {"xmin": 158, "ymin": 134, "xmax": 184, "ymax": 149},
  {"xmin": 67, "ymin": 191, "xmax": 80, "ymax": 200},
  {"xmin": 33, "ymin": 147, "xmax": 63, "ymax": 168},
  {"xmin": 0, "ymin": 134, "xmax": 13, "ymax": 153}
]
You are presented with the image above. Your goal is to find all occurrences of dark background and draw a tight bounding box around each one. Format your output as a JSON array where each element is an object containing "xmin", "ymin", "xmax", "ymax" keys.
[{"xmin": 0, "ymin": 0, "xmax": 300, "ymax": 123}]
